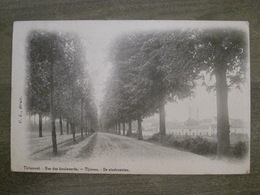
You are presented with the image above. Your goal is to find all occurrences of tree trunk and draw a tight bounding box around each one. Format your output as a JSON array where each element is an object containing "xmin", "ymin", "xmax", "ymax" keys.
[
  {"xmin": 51, "ymin": 120, "xmax": 57, "ymax": 154},
  {"xmin": 71, "ymin": 86, "xmax": 76, "ymax": 142},
  {"xmin": 215, "ymin": 65, "xmax": 230, "ymax": 158},
  {"xmin": 85, "ymin": 118, "xmax": 88, "ymax": 135},
  {"xmin": 90, "ymin": 119, "xmax": 93, "ymax": 133},
  {"xmin": 50, "ymin": 63, "xmax": 57, "ymax": 155},
  {"xmin": 69, "ymin": 123, "xmax": 71, "ymax": 134},
  {"xmin": 137, "ymin": 115, "xmax": 143, "ymax": 140},
  {"xmin": 87, "ymin": 118, "xmax": 90, "ymax": 135},
  {"xmin": 127, "ymin": 119, "xmax": 132, "ymax": 136},
  {"xmin": 59, "ymin": 116, "xmax": 63, "ymax": 135},
  {"xmin": 71, "ymin": 122, "xmax": 76, "ymax": 142},
  {"xmin": 83, "ymin": 116, "xmax": 88, "ymax": 135},
  {"xmin": 118, "ymin": 122, "xmax": 121, "ymax": 135},
  {"xmin": 159, "ymin": 102, "xmax": 166, "ymax": 135},
  {"xmin": 123, "ymin": 122, "xmax": 125, "ymax": 135},
  {"xmin": 66, "ymin": 120, "xmax": 69, "ymax": 134},
  {"xmin": 80, "ymin": 98, "xmax": 84, "ymax": 138},
  {"xmin": 39, "ymin": 113, "xmax": 43, "ymax": 137},
  {"xmin": 33, "ymin": 114, "xmax": 36, "ymax": 131}
]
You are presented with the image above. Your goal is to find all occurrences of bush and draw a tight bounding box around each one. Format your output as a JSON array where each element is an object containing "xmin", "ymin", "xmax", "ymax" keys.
[
  {"xmin": 231, "ymin": 141, "xmax": 248, "ymax": 158},
  {"xmin": 148, "ymin": 133, "xmax": 249, "ymax": 158},
  {"xmin": 148, "ymin": 133, "xmax": 160, "ymax": 142},
  {"xmin": 147, "ymin": 134, "xmax": 217, "ymax": 156}
]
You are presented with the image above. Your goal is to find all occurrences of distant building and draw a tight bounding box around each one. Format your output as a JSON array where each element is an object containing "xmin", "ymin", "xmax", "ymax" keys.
[
  {"xmin": 141, "ymin": 115, "xmax": 247, "ymax": 137},
  {"xmin": 171, "ymin": 125, "xmax": 215, "ymax": 136},
  {"xmin": 142, "ymin": 118, "xmax": 158, "ymax": 131},
  {"xmin": 229, "ymin": 118, "xmax": 246, "ymax": 134},
  {"xmin": 168, "ymin": 117, "xmax": 247, "ymax": 137}
]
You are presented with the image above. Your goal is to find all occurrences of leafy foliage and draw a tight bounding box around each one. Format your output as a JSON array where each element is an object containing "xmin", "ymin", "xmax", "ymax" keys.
[
  {"xmin": 100, "ymin": 31, "xmax": 200, "ymax": 132},
  {"xmin": 26, "ymin": 30, "xmax": 98, "ymax": 153},
  {"xmin": 101, "ymin": 27, "xmax": 248, "ymax": 158}
]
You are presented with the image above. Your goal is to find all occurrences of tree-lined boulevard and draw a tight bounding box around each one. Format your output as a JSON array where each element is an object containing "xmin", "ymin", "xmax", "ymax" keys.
[
  {"xmin": 26, "ymin": 25, "xmax": 248, "ymax": 159},
  {"xmin": 100, "ymin": 28, "xmax": 248, "ymax": 158}
]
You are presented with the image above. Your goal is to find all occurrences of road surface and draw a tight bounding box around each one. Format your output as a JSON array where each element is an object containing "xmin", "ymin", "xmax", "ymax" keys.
[
  {"xmin": 32, "ymin": 132, "xmax": 249, "ymax": 174},
  {"xmin": 82, "ymin": 132, "xmax": 209, "ymax": 162}
]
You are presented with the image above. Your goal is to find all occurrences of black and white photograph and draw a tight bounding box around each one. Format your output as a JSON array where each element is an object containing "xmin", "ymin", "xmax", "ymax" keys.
[{"xmin": 11, "ymin": 21, "xmax": 250, "ymax": 174}]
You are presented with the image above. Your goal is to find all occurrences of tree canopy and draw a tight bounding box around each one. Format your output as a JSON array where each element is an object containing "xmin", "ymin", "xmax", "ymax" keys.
[
  {"xmin": 100, "ymin": 27, "xmax": 248, "ymax": 157},
  {"xmin": 26, "ymin": 30, "xmax": 98, "ymax": 154}
]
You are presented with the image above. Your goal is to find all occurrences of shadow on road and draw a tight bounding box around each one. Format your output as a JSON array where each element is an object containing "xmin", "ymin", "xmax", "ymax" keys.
[{"xmin": 77, "ymin": 133, "xmax": 97, "ymax": 158}]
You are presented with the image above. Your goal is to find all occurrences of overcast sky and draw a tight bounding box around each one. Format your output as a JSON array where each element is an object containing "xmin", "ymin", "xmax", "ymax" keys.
[{"xmin": 17, "ymin": 21, "xmax": 250, "ymax": 123}]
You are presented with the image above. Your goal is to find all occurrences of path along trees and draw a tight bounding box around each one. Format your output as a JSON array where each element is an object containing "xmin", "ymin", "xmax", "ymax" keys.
[
  {"xmin": 26, "ymin": 31, "xmax": 98, "ymax": 155},
  {"xmin": 100, "ymin": 28, "xmax": 248, "ymax": 158}
]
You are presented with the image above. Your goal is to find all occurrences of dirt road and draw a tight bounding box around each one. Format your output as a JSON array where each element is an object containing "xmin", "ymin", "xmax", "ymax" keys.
[{"xmin": 34, "ymin": 132, "xmax": 248, "ymax": 174}]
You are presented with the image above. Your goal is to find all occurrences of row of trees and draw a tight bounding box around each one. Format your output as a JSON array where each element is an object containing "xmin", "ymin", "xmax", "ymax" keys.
[
  {"xmin": 26, "ymin": 31, "xmax": 98, "ymax": 155},
  {"xmin": 100, "ymin": 28, "xmax": 247, "ymax": 158}
]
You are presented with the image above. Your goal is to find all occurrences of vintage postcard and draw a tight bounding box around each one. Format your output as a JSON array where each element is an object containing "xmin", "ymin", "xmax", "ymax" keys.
[{"xmin": 11, "ymin": 21, "xmax": 250, "ymax": 174}]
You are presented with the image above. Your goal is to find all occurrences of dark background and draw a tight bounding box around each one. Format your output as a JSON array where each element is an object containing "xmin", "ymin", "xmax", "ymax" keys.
[{"xmin": 0, "ymin": 0, "xmax": 259, "ymax": 194}]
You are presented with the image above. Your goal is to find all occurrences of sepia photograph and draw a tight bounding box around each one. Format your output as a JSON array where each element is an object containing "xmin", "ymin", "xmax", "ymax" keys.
[{"xmin": 11, "ymin": 20, "xmax": 250, "ymax": 174}]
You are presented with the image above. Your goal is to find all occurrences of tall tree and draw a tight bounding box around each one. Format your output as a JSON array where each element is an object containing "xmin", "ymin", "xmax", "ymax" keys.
[
  {"xmin": 127, "ymin": 119, "xmax": 132, "ymax": 136},
  {"xmin": 27, "ymin": 31, "xmax": 64, "ymax": 154},
  {"xmin": 191, "ymin": 28, "xmax": 248, "ymax": 157},
  {"xmin": 26, "ymin": 32, "xmax": 50, "ymax": 137},
  {"xmin": 26, "ymin": 31, "xmax": 96, "ymax": 154},
  {"xmin": 138, "ymin": 31, "xmax": 200, "ymax": 135},
  {"xmin": 105, "ymin": 32, "xmax": 197, "ymax": 137}
]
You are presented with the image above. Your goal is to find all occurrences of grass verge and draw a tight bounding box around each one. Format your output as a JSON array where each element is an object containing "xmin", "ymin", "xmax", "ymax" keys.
[{"xmin": 147, "ymin": 133, "xmax": 249, "ymax": 159}]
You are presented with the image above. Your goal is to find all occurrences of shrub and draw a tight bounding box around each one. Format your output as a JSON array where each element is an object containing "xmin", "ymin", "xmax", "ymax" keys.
[
  {"xmin": 147, "ymin": 134, "xmax": 217, "ymax": 156},
  {"xmin": 148, "ymin": 133, "xmax": 160, "ymax": 142},
  {"xmin": 148, "ymin": 133, "xmax": 248, "ymax": 158},
  {"xmin": 231, "ymin": 141, "xmax": 248, "ymax": 158}
]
